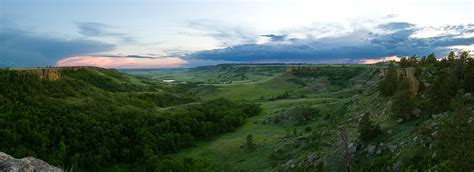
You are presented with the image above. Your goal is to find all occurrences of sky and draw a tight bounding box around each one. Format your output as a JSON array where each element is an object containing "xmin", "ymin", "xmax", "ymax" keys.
[{"xmin": 1, "ymin": 0, "xmax": 473, "ymax": 68}]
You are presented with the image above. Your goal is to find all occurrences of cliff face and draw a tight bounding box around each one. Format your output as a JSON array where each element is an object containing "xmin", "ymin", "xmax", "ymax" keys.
[
  {"xmin": 12, "ymin": 66, "xmax": 102, "ymax": 81},
  {"xmin": 22, "ymin": 68, "xmax": 62, "ymax": 80},
  {"xmin": 400, "ymin": 68, "xmax": 420, "ymax": 98},
  {"xmin": 379, "ymin": 67, "xmax": 420, "ymax": 98},
  {"xmin": 0, "ymin": 152, "xmax": 63, "ymax": 172}
]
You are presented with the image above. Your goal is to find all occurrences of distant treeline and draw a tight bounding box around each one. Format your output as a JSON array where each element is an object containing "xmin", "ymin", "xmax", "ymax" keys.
[{"xmin": 290, "ymin": 66, "xmax": 366, "ymax": 88}]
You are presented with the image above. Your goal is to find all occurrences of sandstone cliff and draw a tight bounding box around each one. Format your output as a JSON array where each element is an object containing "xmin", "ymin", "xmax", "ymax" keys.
[
  {"xmin": 8, "ymin": 66, "xmax": 103, "ymax": 81},
  {"xmin": 379, "ymin": 67, "xmax": 420, "ymax": 98}
]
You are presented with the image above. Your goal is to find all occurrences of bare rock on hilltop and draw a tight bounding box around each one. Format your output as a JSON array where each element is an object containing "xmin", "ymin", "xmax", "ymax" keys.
[{"xmin": 0, "ymin": 152, "xmax": 63, "ymax": 172}]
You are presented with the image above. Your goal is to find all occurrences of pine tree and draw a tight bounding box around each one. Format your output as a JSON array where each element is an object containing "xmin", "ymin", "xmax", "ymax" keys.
[
  {"xmin": 57, "ymin": 140, "xmax": 67, "ymax": 166},
  {"xmin": 428, "ymin": 69, "xmax": 458, "ymax": 113},
  {"xmin": 426, "ymin": 53, "xmax": 437, "ymax": 66},
  {"xmin": 434, "ymin": 93, "xmax": 474, "ymax": 171},
  {"xmin": 447, "ymin": 51, "xmax": 456, "ymax": 65},
  {"xmin": 408, "ymin": 55, "xmax": 418, "ymax": 67},
  {"xmin": 399, "ymin": 58, "xmax": 409, "ymax": 68},
  {"xmin": 358, "ymin": 114, "xmax": 381, "ymax": 142},
  {"xmin": 246, "ymin": 134, "xmax": 256, "ymax": 151},
  {"xmin": 465, "ymin": 58, "xmax": 474, "ymax": 93},
  {"xmin": 378, "ymin": 63, "xmax": 398, "ymax": 96},
  {"xmin": 391, "ymin": 74, "xmax": 413, "ymax": 119}
]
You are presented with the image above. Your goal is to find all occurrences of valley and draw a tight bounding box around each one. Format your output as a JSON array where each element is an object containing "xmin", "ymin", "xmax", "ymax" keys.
[{"xmin": 1, "ymin": 54, "xmax": 473, "ymax": 171}]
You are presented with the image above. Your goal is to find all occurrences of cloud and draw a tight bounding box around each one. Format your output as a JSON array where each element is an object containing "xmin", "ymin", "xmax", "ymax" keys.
[
  {"xmin": 189, "ymin": 22, "xmax": 474, "ymax": 63},
  {"xmin": 261, "ymin": 34, "xmax": 287, "ymax": 42},
  {"xmin": 77, "ymin": 22, "xmax": 135, "ymax": 43},
  {"xmin": 0, "ymin": 28, "xmax": 115, "ymax": 67},
  {"xmin": 182, "ymin": 20, "xmax": 257, "ymax": 46},
  {"xmin": 377, "ymin": 22, "xmax": 415, "ymax": 31},
  {"xmin": 81, "ymin": 54, "xmax": 158, "ymax": 59},
  {"xmin": 57, "ymin": 56, "xmax": 186, "ymax": 69}
]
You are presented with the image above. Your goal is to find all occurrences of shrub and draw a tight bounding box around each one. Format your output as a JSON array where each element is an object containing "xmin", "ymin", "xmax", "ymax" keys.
[{"xmin": 358, "ymin": 114, "xmax": 381, "ymax": 142}]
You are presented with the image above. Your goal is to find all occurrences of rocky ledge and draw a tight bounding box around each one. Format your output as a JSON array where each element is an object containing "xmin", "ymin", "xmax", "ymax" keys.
[{"xmin": 0, "ymin": 152, "xmax": 62, "ymax": 172}]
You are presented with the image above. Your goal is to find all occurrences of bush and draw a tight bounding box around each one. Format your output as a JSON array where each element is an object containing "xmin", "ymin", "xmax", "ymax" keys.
[{"xmin": 358, "ymin": 114, "xmax": 381, "ymax": 142}]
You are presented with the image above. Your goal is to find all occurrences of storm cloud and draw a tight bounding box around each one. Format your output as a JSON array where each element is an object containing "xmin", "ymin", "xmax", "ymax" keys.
[
  {"xmin": 189, "ymin": 22, "xmax": 474, "ymax": 63},
  {"xmin": 0, "ymin": 28, "xmax": 115, "ymax": 67},
  {"xmin": 77, "ymin": 22, "xmax": 135, "ymax": 43}
]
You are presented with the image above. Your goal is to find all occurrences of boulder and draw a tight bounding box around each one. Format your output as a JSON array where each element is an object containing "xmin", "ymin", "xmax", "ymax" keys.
[
  {"xmin": 367, "ymin": 145, "xmax": 376, "ymax": 155},
  {"xmin": 387, "ymin": 144, "xmax": 397, "ymax": 152},
  {"xmin": 348, "ymin": 143, "xmax": 357, "ymax": 154},
  {"xmin": 392, "ymin": 161, "xmax": 401, "ymax": 171},
  {"xmin": 306, "ymin": 152, "xmax": 318, "ymax": 164},
  {"xmin": 0, "ymin": 152, "xmax": 62, "ymax": 172},
  {"xmin": 285, "ymin": 159, "xmax": 296, "ymax": 169}
]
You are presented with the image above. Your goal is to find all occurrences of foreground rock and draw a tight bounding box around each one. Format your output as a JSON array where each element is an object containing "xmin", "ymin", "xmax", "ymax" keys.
[{"xmin": 0, "ymin": 152, "xmax": 62, "ymax": 172}]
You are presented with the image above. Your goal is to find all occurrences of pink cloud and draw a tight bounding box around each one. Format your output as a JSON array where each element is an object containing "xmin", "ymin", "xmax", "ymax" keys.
[
  {"xmin": 56, "ymin": 56, "xmax": 187, "ymax": 68},
  {"xmin": 359, "ymin": 56, "xmax": 400, "ymax": 64}
]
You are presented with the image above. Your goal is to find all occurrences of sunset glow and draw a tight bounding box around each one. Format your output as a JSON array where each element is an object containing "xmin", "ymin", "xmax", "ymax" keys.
[
  {"xmin": 359, "ymin": 56, "xmax": 401, "ymax": 64},
  {"xmin": 57, "ymin": 56, "xmax": 187, "ymax": 68}
]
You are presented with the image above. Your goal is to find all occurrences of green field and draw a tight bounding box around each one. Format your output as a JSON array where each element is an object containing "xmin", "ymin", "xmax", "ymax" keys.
[{"xmin": 123, "ymin": 64, "xmax": 383, "ymax": 171}]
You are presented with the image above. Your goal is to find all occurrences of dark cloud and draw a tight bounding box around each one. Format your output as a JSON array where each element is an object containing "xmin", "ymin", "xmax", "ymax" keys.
[
  {"xmin": 261, "ymin": 34, "xmax": 287, "ymax": 42},
  {"xmin": 0, "ymin": 28, "xmax": 115, "ymax": 67},
  {"xmin": 377, "ymin": 22, "xmax": 415, "ymax": 30},
  {"xmin": 84, "ymin": 54, "xmax": 156, "ymax": 59},
  {"xmin": 77, "ymin": 22, "xmax": 136, "ymax": 43},
  {"xmin": 189, "ymin": 22, "xmax": 474, "ymax": 63}
]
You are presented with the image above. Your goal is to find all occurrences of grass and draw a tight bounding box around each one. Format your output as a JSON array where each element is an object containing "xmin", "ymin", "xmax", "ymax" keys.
[
  {"xmin": 200, "ymin": 74, "xmax": 300, "ymax": 100},
  {"xmin": 168, "ymin": 94, "xmax": 341, "ymax": 171},
  {"xmin": 124, "ymin": 64, "xmax": 398, "ymax": 171}
]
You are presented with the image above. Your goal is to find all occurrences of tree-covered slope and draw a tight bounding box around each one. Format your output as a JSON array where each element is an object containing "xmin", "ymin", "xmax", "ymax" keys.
[{"xmin": 0, "ymin": 67, "xmax": 261, "ymax": 170}]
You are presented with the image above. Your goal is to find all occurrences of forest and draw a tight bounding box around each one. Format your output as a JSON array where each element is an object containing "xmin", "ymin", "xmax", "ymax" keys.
[{"xmin": 0, "ymin": 68, "xmax": 261, "ymax": 170}]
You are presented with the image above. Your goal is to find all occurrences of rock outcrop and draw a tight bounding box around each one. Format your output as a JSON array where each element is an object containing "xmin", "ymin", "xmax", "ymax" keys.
[
  {"xmin": 21, "ymin": 68, "xmax": 62, "ymax": 80},
  {"xmin": 379, "ymin": 67, "xmax": 420, "ymax": 98},
  {"xmin": 0, "ymin": 152, "xmax": 63, "ymax": 172},
  {"xmin": 399, "ymin": 68, "xmax": 420, "ymax": 98},
  {"xmin": 5, "ymin": 66, "xmax": 103, "ymax": 81}
]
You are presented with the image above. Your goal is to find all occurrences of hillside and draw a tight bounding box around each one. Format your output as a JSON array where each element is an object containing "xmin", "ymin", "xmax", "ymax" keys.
[
  {"xmin": 124, "ymin": 55, "xmax": 473, "ymax": 171},
  {"xmin": 0, "ymin": 67, "xmax": 261, "ymax": 170},
  {"xmin": 1, "ymin": 54, "xmax": 473, "ymax": 171}
]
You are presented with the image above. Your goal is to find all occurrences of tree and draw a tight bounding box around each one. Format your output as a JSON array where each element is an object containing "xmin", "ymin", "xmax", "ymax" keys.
[
  {"xmin": 426, "ymin": 53, "xmax": 437, "ymax": 66},
  {"xmin": 378, "ymin": 63, "xmax": 398, "ymax": 96},
  {"xmin": 408, "ymin": 55, "xmax": 418, "ymax": 67},
  {"xmin": 358, "ymin": 114, "xmax": 381, "ymax": 142},
  {"xmin": 391, "ymin": 74, "xmax": 414, "ymax": 119},
  {"xmin": 246, "ymin": 134, "xmax": 256, "ymax": 151},
  {"xmin": 447, "ymin": 51, "xmax": 456, "ymax": 65},
  {"xmin": 294, "ymin": 105, "xmax": 319, "ymax": 124},
  {"xmin": 452, "ymin": 51, "xmax": 470, "ymax": 81},
  {"xmin": 399, "ymin": 58, "xmax": 409, "ymax": 68},
  {"xmin": 434, "ymin": 93, "xmax": 474, "ymax": 171},
  {"xmin": 427, "ymin": 69, "xmax": 458, "ymax": 113},
  {"xmin": 337, "ymin": 126, "xmax": 352, "ymax": 172},
  {"xmin": 465, "ymin": 59, "xmax": 474, "ymax": 93}
]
